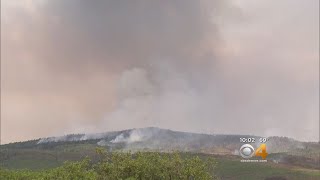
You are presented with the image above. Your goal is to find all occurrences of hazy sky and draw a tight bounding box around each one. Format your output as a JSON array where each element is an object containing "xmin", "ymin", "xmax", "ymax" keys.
[{"xmin": 1, "ymin": 0, "xmax": 319, "ymax": 143}]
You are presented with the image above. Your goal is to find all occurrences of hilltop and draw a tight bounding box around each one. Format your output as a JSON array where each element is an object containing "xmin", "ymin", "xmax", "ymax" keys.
[{"xmin": 1, "ymin": 127, "xmax": 319, "ymax": 170}]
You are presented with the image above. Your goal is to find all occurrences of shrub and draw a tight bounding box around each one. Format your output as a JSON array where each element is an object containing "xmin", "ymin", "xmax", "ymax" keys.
[{"xmin": 0, "ymin": 149, "xmax": 218, "ymax": 180}]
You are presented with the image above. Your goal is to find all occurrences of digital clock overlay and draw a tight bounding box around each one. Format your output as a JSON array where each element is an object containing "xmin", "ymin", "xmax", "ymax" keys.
[{"xmin": 239, "ymin": 137, "xmax": 269, "ymax": 161}]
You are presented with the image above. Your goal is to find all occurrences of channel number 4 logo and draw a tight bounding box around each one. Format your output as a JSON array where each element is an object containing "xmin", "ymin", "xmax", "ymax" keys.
[{"xmin": 239, "ymin": 144, "xmax": 268, "ymax": 159}]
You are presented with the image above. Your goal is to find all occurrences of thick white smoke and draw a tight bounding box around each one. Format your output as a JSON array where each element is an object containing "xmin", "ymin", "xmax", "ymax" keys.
[
  {"xmin": 102, "ymin": 66, "xmax": 212, "ymax": 134},
  {"xmin": 111, "ymin": 130, "xmax": 145, "ymax": 143},
  {"xmin": 2, "ymin": 0, "xmax": 318, "ymax": 143}
]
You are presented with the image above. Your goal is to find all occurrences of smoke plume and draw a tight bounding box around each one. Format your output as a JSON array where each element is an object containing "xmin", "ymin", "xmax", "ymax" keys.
[{"xmin": 1, "ymin": 0, "xmax": 319, "ymax": 143}]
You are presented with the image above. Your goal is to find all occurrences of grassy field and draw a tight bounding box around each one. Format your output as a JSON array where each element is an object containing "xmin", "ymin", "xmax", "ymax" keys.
[
  {"xmin": 214, "ymin": 156, "xmax": 320, "ymax": 180},
  {"xmin": 1, "ymin": 149, "xmax": 319, "ymax": 179},
  {"xmin": 1, "ymin": 139, "xmax": 319, "ymax": 179}
]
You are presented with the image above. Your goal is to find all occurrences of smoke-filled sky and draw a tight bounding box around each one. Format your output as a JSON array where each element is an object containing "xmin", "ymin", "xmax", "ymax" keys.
[{"xmin": 1, "ymin": 0, "xmax": 319, "ymax": 143}]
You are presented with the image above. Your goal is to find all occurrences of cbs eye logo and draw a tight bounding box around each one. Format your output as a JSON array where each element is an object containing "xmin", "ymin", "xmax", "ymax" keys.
[{"xmin": 239, "ymin": 144, "xmax": 268, "ymax": 159}]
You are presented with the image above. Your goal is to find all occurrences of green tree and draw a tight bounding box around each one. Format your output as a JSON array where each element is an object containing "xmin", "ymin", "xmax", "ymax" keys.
[{"xmin": 0, "ymin": 149, "xmax": 218, "ymax": 180}]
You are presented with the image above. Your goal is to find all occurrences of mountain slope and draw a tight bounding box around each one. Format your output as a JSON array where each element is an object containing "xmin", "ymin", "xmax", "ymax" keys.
[{"xmin": 1, "ymin": 127, "xmax": 319, "ymax": 170}]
